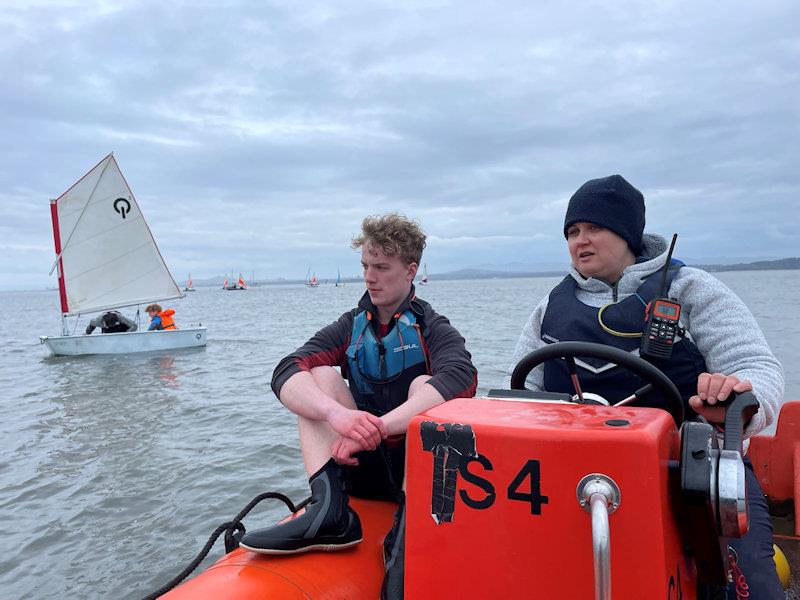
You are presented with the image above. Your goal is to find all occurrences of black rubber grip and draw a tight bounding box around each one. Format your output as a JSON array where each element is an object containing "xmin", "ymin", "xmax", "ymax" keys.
[{"xmin": 721, "ymin": 391, "xmax": 760, "ymax": 452}]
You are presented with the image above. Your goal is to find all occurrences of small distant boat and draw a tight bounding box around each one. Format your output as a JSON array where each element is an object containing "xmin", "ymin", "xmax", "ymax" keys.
[
  {"xmin": 225, "ymin": 273, "xmax": 247, "ymax": 290},
  {"xmin": 419, "ymin": 263, "xmax": 429, "ymax": 285},
  {"xmin": 39, "ymin": 153, "xmax": 207, "ymax": 356},
  {"xmin": 305, "ymin": 267, "xmax": 319, "ymax": 287},
  {"xmin": 335, "ymin": 268, "xmax": 342, "ymax": 287},
  {"xmin": 184, "ymin": 274, "xmax": 196, "ymax": 292}
]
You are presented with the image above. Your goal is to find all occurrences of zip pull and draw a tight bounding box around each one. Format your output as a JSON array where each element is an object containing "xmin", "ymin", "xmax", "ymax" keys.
[{"xmin": 378, "ymin": 340, "xmax": 386, "ymax": 378}]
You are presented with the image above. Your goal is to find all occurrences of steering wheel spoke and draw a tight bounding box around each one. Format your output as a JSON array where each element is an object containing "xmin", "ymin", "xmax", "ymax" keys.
[{"xmin": 563, "ymin": 356, "xmax": 585, "ymax": 402}]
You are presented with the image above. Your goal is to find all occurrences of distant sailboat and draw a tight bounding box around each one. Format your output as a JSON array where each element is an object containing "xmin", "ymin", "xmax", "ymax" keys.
[
  {"xmin": 335, "ymin": 268, "xmax": 342, "ymax": 287},
  {"xmin": 222, "ymin": 275, "xmax": 229, "ymax": 290},
  {"xmin": 225, "ymin": 272, "xmax": 247, "ymax": 290},
  {"xmin": 184, "ymin": 274, "xmax": 195, "ymax": 292},
  {"xmin": 39, "ymin": 153, "xmax": 207, "ymax": 356},
  {"xmin": 305, "ymin": 266, "xmax": 319, "ymax": 287},
  {"xmin": 420, "ymin": 263, "xmax": 429, "ymax": 285}
]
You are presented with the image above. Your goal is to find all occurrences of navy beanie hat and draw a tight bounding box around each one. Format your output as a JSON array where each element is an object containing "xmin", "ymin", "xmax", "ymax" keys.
[{"xmin": 563, "ymin": 174, "xmax": 646, "ymax": 254}]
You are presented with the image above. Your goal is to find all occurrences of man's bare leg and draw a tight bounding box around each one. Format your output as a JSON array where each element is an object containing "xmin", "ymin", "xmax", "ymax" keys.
[
  {"xmin": 298, "ymin": 366, "xmax": 357, "ymax": 476},
  {"xmin": 239, "ymin": 366, "xmax": 362, "ymax": 554}
]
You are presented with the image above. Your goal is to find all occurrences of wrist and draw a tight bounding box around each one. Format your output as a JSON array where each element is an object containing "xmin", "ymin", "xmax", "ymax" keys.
[{"xmin": 322, "ymin": 398, "xmax": 347, "ymax": 422}]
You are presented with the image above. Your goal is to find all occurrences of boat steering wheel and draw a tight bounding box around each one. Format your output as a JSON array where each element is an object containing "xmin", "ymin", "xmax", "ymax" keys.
[{"xmin": 510, "ymin": 341, "xmax": 685, "ymax": 426}]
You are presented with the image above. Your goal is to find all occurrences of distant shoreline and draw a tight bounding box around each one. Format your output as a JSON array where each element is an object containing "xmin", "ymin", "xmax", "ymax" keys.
[
  {"xmin": 202, "ymin": 257, "xmax": 800, "ymax": 286},
  {"xmin": 19, "ymin": 257, "xmax": 799, "ymax": 292}
]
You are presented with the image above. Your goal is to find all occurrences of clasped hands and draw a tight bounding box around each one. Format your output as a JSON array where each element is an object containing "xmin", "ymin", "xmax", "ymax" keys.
[{"xmin": 328, "ymin": 406, "xmax": 388, "ymax": 466}]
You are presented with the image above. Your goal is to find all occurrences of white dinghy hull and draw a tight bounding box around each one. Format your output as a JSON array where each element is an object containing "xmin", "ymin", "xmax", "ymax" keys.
[{"xmin": 40, "ymin": 327, "xmax": 207, "ymax": 356}]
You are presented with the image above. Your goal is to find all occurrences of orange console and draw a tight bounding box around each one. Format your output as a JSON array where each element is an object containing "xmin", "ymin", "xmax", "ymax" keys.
[{"xmin": 405, "ymin": 397, "xmax": 696, "ymax": 599}]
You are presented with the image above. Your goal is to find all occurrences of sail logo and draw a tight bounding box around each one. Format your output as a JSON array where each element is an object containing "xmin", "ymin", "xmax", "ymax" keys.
[
  {"xmin": 113, "ymin": 197, "xmax": 131, "ymax": 219},
  {"xmin": 393, "ymin": 343, "xmax": 419, "ymax": 353}
]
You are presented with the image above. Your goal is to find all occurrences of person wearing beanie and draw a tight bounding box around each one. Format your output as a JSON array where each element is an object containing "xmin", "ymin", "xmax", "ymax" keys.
[
  {"xmin": 503, "ymin": 175, "xmax": 784, "ymax": 598},
  {"xmin": 240, "ymin": 213, "xmax": 477, "ymax": 600}
]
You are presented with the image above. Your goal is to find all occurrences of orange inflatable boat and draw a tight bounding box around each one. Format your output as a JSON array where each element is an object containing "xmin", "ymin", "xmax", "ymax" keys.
[{"xmin": 156, "ymin": 344, "xmax": 799, "ymax": 599}]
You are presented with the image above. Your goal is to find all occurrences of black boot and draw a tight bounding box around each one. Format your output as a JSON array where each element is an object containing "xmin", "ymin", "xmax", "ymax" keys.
[
  {"xmin": 240, "ymin": 459, "xmax": 362, "ymax": 554},
  {"xmin": 380, "ymin": 493, "xmax": 405, "ymax": 600}
]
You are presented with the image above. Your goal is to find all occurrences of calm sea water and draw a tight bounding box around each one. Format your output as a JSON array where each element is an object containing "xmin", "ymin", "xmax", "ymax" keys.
[{"xmin": 1, "ymin": 271, "xmax": 799, "ymax": 599}]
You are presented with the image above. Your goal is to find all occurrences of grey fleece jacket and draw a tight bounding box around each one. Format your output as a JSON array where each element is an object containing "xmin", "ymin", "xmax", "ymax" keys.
[{"xmin": 503, "ymin": 233, "xmax": 784, "ymax": 439}]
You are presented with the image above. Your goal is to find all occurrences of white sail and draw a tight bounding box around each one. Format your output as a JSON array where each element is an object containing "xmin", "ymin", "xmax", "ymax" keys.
[{"xmin": 50, "ymin": 154, "xmax": 183, "ymax": 316}]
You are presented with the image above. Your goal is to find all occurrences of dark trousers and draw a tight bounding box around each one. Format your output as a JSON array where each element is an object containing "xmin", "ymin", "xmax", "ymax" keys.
[{"xmin": 707, "ymin": 460, "xmax": 785, "ymax": 599}]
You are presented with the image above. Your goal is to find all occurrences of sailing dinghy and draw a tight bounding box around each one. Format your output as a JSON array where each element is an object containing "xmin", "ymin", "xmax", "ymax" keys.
[
  {"xmin": 39, "ymin": 153, "xmax": 207, "ymax": 356},
  {"xmin": 224, "ymin": 273, "xmax": 247, "ymax": 290},
  {"xmin": 304, "ymin": 266, "xmax": 319, "ymax": 287}
]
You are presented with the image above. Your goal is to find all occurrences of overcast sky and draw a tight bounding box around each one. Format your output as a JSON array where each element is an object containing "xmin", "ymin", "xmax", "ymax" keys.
[{"xmin": 1, "ymin": 0, "xmax": 797, "ymax": 289}]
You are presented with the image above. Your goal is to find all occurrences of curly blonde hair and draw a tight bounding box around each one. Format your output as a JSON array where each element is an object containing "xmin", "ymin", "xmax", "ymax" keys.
[{"xmin": 351, "ymin": 213, "xmax": 426, "ymax": 265}]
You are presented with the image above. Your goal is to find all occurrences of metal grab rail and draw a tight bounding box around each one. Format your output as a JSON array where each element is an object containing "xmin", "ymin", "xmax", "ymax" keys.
[{"xmin": 577, "ymin": 474, "xmax": 621, "ymax": 600}]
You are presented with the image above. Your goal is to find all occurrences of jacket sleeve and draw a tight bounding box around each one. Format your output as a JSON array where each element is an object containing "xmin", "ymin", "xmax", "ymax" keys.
[
  {"xmin": 502, "ymin": 295, "xmax": 551, "ymax": 390},
  {"xmin": 673, "ymin": 268, "xmax": 784, "ymax": 438},
  {"xmin": 121, "ymin": 314, "xmax": 138, "ymax": 332},
  {"xmin": 148, "ymin": 317, "xmax": 162, "ymax": 331},
  {"xmin": 271, "ymin": 310, "xmax": 355, "ymax": 400},
  {"xmin": 85, "ymin": 315, "xmax": 104, "ymax": 334},
  {"xmin": 421, "ymin": 307, "xmax": 478, "ymax": 400}
]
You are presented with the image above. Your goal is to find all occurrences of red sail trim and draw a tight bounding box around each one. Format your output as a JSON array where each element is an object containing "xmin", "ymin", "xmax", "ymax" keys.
[
  {"xmin": 54, "ymin": 153, "xmax": 110, "ymax": 202},
  {"xmin": 50, "ymin": 201, "xmax": 68, "ymax": 314}
]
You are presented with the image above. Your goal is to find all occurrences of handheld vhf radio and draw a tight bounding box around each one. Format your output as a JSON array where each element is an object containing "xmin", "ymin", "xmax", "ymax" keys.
[{"xmin": 640, "ymin": 234, "xmax": 681, "ymax": 361}]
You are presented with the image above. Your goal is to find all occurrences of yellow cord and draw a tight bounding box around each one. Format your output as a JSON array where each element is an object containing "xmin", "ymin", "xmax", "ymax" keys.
[{"xmin": 597, "ymin": 303, "xmax": 643, "ymax": 338}]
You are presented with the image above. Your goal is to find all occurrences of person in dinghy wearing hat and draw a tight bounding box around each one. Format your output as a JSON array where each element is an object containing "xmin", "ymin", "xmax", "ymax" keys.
[
  {"xmin": 241, "ymin": 213, "xmax": 478, "ymax": 599},
  {"xmin": 504, "ymin": 174, "xmax": 784, "ymax": 598}
]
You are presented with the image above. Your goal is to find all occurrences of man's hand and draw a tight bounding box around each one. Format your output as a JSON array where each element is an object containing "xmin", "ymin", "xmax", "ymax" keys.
[
  {"xmin": 331, "ymin": 435, "xmax": 363, "ymax": 466},
  {"xmin": 688, "ymin": 372, "xmax": 752, "ymax": 424},
  {"xmin": 327, "ymin": 405, "xmax": 387, "ymax": 450}
]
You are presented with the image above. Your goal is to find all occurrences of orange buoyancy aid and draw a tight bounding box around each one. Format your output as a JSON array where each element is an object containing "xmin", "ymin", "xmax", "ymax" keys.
[{"xmin": 158, "ymin": 309, "xmax": 177, "ymax": 330}]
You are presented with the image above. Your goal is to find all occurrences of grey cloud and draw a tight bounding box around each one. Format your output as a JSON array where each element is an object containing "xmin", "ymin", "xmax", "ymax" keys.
[{"xmin": 0, "ymin": 0, "xmax": 798, "ymax": 289}]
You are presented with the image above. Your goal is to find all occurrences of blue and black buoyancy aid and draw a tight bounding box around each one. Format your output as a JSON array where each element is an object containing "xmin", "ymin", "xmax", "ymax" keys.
[
  {"xmin": 346, "ymin": 309, "xmax": 430, "ymax": 416},
  {"xmin": 540, "ymin": 260, "xmax": 707, "ymax": 418}
]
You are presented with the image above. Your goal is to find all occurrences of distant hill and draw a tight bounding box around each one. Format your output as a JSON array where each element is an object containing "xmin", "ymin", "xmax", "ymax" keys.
[
  {"xmin": 430, "ymin": 268, "xmax": 562, "ymax": 281},
  {"xmin": 432, "ymin": 257, "xmax": 799, "ymax": 281},
  {"xmin": 690, "ymin": 257, "xmax": 800, "ymax": 272},
  {"xmin": 186, "ymin": 257, "xmax": 799, "ymax": 287}
]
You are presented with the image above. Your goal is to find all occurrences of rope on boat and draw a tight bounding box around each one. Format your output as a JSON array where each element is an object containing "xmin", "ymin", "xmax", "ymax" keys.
[{"xmin": 141, "ymin": 491, "xmax": 310, "ymax": 600}]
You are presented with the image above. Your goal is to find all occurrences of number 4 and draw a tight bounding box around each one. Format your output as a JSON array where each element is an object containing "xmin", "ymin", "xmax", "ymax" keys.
[{"xmin": 507, "ymin": 459, "xmax": 549, "ymax": 515}]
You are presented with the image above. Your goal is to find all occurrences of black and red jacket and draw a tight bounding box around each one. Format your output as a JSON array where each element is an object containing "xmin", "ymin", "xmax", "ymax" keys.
[{"xmin": 271, "ymin": 287, "xmax": 478, "ymax": 412}]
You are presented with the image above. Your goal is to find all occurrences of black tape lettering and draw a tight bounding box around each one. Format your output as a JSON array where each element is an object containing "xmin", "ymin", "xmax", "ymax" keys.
[
  {"xmin": 420, "ymin": 421, "xmax": 477, "ymax": 523},
  {"xmin": 458, "ymin": 453, "xmax": 495, "ymax": 510}
]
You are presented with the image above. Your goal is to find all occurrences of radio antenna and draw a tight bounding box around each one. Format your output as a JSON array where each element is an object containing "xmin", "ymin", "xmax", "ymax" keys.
[{"xmin": 658, "ymin": 234, "xmax": 678, "ymax": 297}]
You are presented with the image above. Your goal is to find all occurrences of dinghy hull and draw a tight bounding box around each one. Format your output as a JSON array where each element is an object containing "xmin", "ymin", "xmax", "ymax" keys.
[{"xmin": 40, "ymin": 327, "xmax": 207, "ymax": 356}]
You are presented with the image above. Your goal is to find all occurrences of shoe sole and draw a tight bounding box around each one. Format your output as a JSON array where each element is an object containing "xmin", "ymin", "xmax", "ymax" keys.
[{"xmin": 239, "ymin": 537, "xmax": 363, "ymax": 555}]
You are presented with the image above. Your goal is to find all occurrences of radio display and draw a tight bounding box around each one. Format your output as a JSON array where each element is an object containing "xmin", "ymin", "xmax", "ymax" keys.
[{"xmin": 654, "ymin": 302, "xmax": 679, "ymax": 318}]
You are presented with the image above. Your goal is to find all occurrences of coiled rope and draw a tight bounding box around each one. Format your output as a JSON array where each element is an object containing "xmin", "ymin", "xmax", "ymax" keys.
[{"xmin": 141, "ymin": 491, "xmax": 309, "ymax": 600}]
